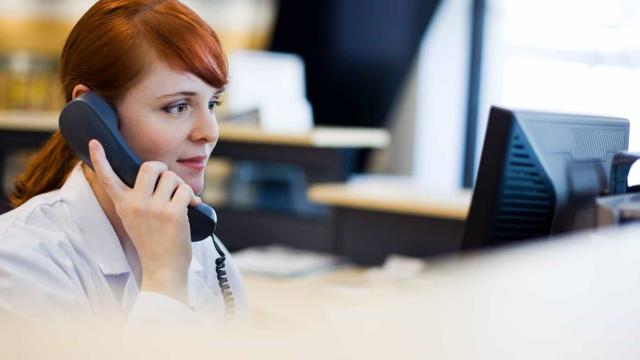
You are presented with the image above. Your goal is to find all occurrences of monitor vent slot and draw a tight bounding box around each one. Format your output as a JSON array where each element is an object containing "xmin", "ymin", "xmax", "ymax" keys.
[{"xmin": 492, "ymin": 132, "xmax": 555, "ymax": 243}]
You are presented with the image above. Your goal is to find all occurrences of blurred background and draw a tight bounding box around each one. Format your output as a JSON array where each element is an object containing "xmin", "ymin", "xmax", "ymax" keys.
[
  {"xmin": 3, "ymin": 2, "xmax": 640, "ymax": 352},
  {"xmin": 1, "ymin": 0, "xmax": 639, "ymax": 254},
  {"xmin": 2, "ymin": 0, "xmax": 639, "ymax": 186}
]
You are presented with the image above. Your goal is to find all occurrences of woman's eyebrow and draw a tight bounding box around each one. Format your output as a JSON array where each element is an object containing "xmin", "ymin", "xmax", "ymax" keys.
[
  {"xmin": 158, "ymin": 88, "xmax": 225, "ymax": 99},
  {"xmin": 157, "ymin": 91, "xmax": 196, "ymax": 99}
]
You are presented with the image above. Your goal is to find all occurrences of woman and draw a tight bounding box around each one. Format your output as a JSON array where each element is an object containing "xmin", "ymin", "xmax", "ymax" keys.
[{"xmin": 0, "ymin": 0, "xmax": 247, "ymax": 328}]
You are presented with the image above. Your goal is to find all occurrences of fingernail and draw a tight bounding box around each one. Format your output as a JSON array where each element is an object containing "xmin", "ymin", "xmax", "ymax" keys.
[{"xmin": 89, "ymin": 139, "xmax": 99, "ymax": 152}]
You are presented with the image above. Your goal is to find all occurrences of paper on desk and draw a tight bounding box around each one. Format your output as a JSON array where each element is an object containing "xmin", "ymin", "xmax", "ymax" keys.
[
  {"xmin": 365, "ymin": 254, "xmax": 428, "ymax": 282},
  {"xmin": 232, "ymin": 245, "xmax": 343, "ymax": 277}
]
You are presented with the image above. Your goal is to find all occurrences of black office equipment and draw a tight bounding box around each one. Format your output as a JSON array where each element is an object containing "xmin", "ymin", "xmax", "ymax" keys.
[{"xmin": 462, "ymin": 106, "xmax": 629, "ymax": 250}]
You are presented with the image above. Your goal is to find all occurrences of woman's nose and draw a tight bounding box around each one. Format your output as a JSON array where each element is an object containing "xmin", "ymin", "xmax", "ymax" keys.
[{"xmin": 190, "ymin": 107, "xmax": 219, "ymax": 144}]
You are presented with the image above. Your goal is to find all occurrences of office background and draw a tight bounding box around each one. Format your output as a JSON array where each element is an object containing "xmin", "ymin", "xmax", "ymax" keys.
[
  {"xmin": 1, "ymin": 0, "xmax": 639, "ymax": 259},
  {"xmin": 2, "ymin": 0, "xmax": 639, "ymax": 187},
  {"xmin": 2, "ymin": 1, "xmax": 640, "ymax": 357}
]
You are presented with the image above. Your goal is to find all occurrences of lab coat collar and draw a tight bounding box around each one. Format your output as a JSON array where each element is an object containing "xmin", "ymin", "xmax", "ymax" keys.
[{"xmin": 60, "ymin": 163, "xmax": 131, "ymax": 276}]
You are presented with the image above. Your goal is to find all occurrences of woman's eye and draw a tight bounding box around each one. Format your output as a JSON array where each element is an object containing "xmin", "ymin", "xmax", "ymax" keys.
[
  {"xmin": 164, "ymin": 102, "xmax": 190, "ymax": 114},
  {"xmin": 208, "ymin": 99, "xmax": 222, "ymax": 110}
]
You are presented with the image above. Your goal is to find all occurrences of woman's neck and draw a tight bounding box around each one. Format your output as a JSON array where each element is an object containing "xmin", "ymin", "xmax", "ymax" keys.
[{"xmin": 81, "ymin": 164, "xmax": 142, "ymax": 284}]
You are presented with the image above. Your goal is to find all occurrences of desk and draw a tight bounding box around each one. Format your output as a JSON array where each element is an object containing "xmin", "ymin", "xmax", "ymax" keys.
[
  {"xmin": 1, "ymin": 225, "xmax": 638, "ymax": 358},
  {"xmin": 209, "ymin": 122, "xmax": 389, "ymax": 253},
  {"xmin": 0, "ymin": 111, "xmax": 390, "ymax": 253},
  {"xmin": 240, "ymin": 223, "xmax": 640, "ymax": 358},
  {"xmin": 308, "ymin": 177, "xmax": 471, "ymax": 264}
]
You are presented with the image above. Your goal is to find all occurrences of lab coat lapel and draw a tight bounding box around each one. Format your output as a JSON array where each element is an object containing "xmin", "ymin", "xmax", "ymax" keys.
[{"xmin": 60, "ymin": 163, "xmax": 136, "ymax": 310}]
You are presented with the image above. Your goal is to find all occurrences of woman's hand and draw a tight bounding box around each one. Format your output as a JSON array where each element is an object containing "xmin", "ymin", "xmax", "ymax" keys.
[{"xmin": 88, "ymin": 139, "xmax": 201, "ymax": 304}]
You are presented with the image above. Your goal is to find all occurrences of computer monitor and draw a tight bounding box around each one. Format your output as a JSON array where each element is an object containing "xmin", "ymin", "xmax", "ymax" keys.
[{"xmin": 462, "ymin": 106, "xmax": 629, "ymax": 250}]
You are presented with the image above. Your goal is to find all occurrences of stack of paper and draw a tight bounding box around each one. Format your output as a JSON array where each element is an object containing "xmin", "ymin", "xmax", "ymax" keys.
[{"xmin": 232, "ymin": 245, "xmax": 344, "ymax": 277}]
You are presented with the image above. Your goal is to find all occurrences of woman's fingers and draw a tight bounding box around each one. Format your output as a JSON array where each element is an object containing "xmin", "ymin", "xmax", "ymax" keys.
[
  {"xmin": 153, "ymin": 170, "xmax": 202, "ymax": 206},
  {"xmin": 153, "ymin": 171, "xmax": 181, "ymax": 203},
  {"xmin": 134, "ymin": 161, "xmax": 168, "ymax": 198},
  {"xmin": 171, "ymin": 183, "xmax": 196, "ymax": 210},
  {"xmin": 88, "ymin": 139, "xmax": 128, "ymax": 202},
  {"xmin": 190, "ymin": 194, "xmax": 202, "ymax": 207}
]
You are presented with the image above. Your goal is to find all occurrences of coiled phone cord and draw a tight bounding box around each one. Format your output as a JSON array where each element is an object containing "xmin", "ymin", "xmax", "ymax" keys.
[{"xmin": 211, "ymin": 234, "xmax": 235, "ymax": 319}]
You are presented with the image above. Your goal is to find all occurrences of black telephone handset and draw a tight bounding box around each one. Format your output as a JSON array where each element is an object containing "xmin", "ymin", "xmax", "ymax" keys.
[
  {"xmin": 60, "ymin": 92, "xmax": 234, "ymax": 316},
  {"xmin": 59, "ymin": 92, "xmax": 217, "ymax": 242}
]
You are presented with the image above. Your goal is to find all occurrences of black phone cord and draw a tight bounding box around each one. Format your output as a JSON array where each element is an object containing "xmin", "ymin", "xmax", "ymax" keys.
[{"xmin": 211, "ymin": 233, "xmax": 235, "ymax": 319}]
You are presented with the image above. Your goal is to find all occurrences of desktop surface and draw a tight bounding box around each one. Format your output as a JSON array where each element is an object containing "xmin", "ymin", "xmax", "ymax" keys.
[
  {"xmin": 1, "ymin": 223, "xmax": 639, "ymax": 359},
  {"xmin": 243, "ymin": 223, "xmax": 640, "ymax": 359}
]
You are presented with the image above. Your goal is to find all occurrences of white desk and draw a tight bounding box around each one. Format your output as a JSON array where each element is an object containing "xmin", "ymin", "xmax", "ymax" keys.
[
  {"xmin": 240, "ymin": 223, "xmax": 640, "ymax": 359},
  {"xmin": 2, "ymin": 224, "xmax": 639, "ymax": 359}
]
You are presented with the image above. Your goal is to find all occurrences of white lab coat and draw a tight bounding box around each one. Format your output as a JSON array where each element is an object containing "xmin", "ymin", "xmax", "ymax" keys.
[{"xmin": 0, "ymin": 163, "xmax": 247, "ymax": 329}]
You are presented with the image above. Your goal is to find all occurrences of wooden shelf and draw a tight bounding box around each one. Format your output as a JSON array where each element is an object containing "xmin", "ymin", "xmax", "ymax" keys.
[
  {"xmin": 0, "ymin": 111, "xmax": 390, "ymax": 149},
  {"xmin": 308, "ymin": 177, "xmax": 470, "ymax": 220},
  {"xmin": 218, "ymin": 122, "xmax": 390, "ymax": 148},
  {"xmin": 0, "ymin": 111, "xmax": 58, "ymax": 131}
]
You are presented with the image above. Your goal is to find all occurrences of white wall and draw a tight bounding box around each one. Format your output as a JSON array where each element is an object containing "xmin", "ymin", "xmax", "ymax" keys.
[
  {"xmin": 368, "ymin": 0, "xmax": 472, "ymax": 189},
  {"xmin": 413, "ymin": 0, "xmax": 471, "ymax": 192},
  {"xmin": 367, "ymin": 60, "xmax": 418, "ymax": 175}
]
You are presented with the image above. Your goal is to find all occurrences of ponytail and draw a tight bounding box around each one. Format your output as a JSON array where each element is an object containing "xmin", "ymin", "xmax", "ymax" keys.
[{"xmin": 10, "ymin": 131, "xmax": 77, "ymax": 208}]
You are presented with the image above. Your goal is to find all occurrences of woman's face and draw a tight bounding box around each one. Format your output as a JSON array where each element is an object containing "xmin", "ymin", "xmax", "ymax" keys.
[{"xmin": 116, "ymin": 59, "xmax": 223, "ymax": 195}]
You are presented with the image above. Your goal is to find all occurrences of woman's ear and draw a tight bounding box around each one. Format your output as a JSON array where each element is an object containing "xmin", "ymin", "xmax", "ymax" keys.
[{"xmin": 71, "ymin": 84, "xmax": 91, "ymax": 100}]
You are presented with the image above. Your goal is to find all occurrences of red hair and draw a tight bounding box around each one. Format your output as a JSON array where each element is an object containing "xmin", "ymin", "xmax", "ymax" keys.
[{"xmin": 11, "ymin": 0, "xmax": 227, "ymax": 207}]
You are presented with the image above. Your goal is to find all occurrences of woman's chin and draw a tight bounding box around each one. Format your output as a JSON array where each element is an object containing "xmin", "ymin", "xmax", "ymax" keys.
[
  {"xmin": 174, "ymin": 172, "xmax": 203, "ymax": 195},
  {"xmin": 185, "ymin": 179, "xmax": 203, "ymax": 196}
]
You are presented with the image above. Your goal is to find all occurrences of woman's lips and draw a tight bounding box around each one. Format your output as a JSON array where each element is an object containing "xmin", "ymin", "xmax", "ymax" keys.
[{"xmin": 177, "ymin": 156, "xmax": 207, "ymax": 170}]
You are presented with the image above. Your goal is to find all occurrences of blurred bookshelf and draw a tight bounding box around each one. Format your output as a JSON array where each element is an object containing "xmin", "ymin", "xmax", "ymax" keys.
[{"xmin": 0, "ymin": 0, "xmax": 278, "ymax": 113}]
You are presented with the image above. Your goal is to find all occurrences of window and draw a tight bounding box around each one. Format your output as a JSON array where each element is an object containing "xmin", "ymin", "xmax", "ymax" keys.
[{"xmin": 477, "ymin": 0, "xmax": 640, "ymax": 184}]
